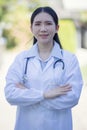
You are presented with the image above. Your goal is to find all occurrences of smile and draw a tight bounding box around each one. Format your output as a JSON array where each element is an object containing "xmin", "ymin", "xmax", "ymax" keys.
[{"xmin": 39, "ymin": 34, "xmax": 49, "ymax": 38}]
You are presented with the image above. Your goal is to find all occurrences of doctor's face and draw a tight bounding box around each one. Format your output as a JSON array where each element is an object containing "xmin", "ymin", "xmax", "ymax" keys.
[{"xmin": 31, "ymin": 12, "xmax": 58, "ymax": 45}]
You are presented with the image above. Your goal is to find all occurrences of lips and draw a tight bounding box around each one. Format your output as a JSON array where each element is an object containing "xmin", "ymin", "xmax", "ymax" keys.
[
  {"xmin": 39, "ymin": 34, "xmax": 49, "ymax": 38},
  {"xmin": 39, "ymin": 34, "xmax": 48, "ymax": 36}
]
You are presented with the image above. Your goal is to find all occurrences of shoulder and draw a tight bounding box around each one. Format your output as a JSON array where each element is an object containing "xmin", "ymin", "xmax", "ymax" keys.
[
  {"xmin": 62, "ymin": 50, "xmax": 79, "ymax": 67},
  {"xmin": 15, "ymin": 45, "xmax": 35, "ymax": 61},
  {"xmin": 15, "ymin": 44, "xmax": 38, "ymax": 61},
  {"xmin": 63, "ymin": 50, "xmax": 77, "ymax": 60},
  {"xmin": 16, "ymin": 50, "xmax": 30, "ymax": 59}
]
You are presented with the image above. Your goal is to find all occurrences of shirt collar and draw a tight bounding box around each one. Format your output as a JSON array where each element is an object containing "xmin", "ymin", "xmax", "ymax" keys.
[{"xmin": 25, "ymin": 41, "xmax": 63, "ymax": 59}]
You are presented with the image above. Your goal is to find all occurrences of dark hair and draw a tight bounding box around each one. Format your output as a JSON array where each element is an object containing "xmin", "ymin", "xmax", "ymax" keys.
[{"xmin": 30, "ymin": 6, "xmax": 62, "ymax": 48}]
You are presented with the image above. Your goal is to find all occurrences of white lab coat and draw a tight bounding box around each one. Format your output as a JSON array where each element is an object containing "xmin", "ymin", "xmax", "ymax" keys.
[{"xmin": 5, "ymin": 42, "xmax": 83, "ymax": 130}]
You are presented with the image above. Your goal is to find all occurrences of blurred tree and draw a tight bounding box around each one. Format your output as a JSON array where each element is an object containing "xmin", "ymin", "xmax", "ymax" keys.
[
  {"xmin": 0, "ymin": 0, "xmax": 17, "ymax": 21},
  {"xmin": 2, "ymin": 28, "xmax": 17, "ymax": 49},
  {"xmin": 0, "ymin": 0, "xmax": 29, "ymax": 49},
  {"xmin": 0, "ymin": 0, "xmax": 17, "ymax": 5},
  {"xmin": 59, "ymin": 19, "xmax": 77, "ymax": 52}
]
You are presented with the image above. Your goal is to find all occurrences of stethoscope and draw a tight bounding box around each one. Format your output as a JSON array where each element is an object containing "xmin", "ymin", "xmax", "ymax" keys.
[{"xmin": 22, "ymin": 53, "xmax": 65, "ymax": 84}]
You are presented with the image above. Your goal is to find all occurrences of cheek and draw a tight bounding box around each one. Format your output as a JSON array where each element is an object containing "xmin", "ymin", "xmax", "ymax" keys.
[
  {"xmin": 49, "ymin": 26, "xmax": 57, "ymax": 33},
  {"xmin": 32, "ymin": 27, "xmax": 39, "ymax": 35},
  {"xmin": 50, "ymin": 29, "xmax": 57, "ymax": 36}
]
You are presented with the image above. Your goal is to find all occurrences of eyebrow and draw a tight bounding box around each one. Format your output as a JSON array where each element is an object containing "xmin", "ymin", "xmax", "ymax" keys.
[{"xmin": 34, "ymin": 20, "xmax": 53, "ymax": 23}]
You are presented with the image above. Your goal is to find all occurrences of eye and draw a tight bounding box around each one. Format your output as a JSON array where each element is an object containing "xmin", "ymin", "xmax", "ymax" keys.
[
  {"xmin": 47, "ymin": 22, "xmax": 52, "ymax": 25},
  {"xmin": 45, "ymin": 21, "xmax": 53, "ymax": 26},
  {"xmin": 34, "ymin": 21, "xmax": 41, "ymax": 26},
  {"xmin": 35, "ymin": 23, "xmax": 40, "ymax": 26}
]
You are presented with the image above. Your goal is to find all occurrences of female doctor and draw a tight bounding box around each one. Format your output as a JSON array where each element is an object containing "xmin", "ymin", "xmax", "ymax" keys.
[{"xmin": 5, "ymin": 6, "xmax": 83, "ymax": 130}]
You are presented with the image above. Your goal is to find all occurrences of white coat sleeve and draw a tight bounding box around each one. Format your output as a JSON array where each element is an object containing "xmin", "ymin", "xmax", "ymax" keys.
[
  {"xmin": 4, "ymin": 53, "xmax": 44, "ymax": 106},
  {"xmin": 40, "ymin": 54, "xmax": 83, "ymax": 110}
]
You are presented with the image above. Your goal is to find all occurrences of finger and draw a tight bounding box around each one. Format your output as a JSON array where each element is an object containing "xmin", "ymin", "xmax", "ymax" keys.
[
  {"xmin": 62, "ymin": 87, "xmax": 72, "ymax": 92},
  {"xmin": 16, "ymin": 83, "xmax": 26, "ymax": 89}
]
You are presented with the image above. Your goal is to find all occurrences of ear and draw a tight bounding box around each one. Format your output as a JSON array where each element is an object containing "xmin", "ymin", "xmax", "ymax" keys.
[{"xmin": 56, "ymin": 25, "xmax": 59, "ymax": 32}]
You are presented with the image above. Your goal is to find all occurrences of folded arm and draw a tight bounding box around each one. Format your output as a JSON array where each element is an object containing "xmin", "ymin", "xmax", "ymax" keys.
[
  {"xmin": 4, "ymin": 54, "xmax": 44, "ymax": 106},
  {"xmin": 40, "ymin": 55, "xmax": 83, "ymax": 110}
]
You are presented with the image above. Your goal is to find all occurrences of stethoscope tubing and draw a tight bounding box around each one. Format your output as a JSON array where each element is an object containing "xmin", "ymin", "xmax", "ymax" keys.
[{"xmin": 23, "ymin": 57, "xmax": 65, "ymax": 84}]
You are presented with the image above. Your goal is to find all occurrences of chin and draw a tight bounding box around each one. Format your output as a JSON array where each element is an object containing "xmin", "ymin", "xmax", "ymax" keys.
[{"xmin": 39, "ymin": 39, "xmax": 51, "ymax": 44}]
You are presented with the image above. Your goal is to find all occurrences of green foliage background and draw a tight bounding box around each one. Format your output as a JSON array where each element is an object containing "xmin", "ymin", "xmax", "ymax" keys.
[{"xmin": 59, "ymin": 20, "xmax": 77, "ymax": 52}]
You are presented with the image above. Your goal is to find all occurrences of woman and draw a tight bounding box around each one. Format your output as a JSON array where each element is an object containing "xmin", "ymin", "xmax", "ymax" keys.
[{"xmin": 5, "ymin": 6, "xmax": 83, "ymax": 130}]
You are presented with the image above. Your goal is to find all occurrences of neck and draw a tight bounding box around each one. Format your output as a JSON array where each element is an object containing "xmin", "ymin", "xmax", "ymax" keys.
[
  {"xmin": 38, "ymin": 42, "xmax": 53, "ymax": 53},
  {"xmin": 38, "ymin": 42, "xmax": 53, "ymax": 61}
]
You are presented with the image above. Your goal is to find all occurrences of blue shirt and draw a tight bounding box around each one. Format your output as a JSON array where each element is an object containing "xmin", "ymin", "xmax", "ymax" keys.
[{"xmin": 5, "ymin": 41, "xmax": 83, "ymax": 130}]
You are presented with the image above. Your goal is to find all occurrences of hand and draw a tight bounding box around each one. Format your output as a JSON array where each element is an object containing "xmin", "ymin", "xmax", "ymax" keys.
[
  {"xmin": 16, "ymin": 83, "xmax": 26, "ymax": 89},
  {"xmin": 44, "ymin": 84, "xmax": 72, "ymax": 99}
]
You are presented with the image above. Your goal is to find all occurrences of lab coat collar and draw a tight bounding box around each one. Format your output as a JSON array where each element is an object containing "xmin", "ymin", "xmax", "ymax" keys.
[
  {"xmin": 25, "ymin": 41, "xmax": 63, "ymax": 59},
  {"xmin": 24, "ymin": 43, "xmax": 39, "ymax": 58}
]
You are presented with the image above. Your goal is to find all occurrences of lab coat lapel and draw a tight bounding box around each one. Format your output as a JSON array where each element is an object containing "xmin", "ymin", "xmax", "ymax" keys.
[
  {"xmin": 43, "ymin": 57, "xmax": 54, "ymax": 72},
  {"xmin": 30, "ymin": 57, "xmax": 54, "ymax": 73},
  {"xmin": 32, "ymin": 58, "xmax": 42, "ymax": 72}
]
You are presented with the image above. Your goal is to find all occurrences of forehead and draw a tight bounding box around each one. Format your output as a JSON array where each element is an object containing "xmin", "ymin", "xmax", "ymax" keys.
[{"xmin": 33, "ymin": 12, "xmax": 54, "ymax": 22}]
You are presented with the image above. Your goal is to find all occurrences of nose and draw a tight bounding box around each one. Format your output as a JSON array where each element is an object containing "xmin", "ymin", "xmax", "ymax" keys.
[{"xmin": 40, "ymin": 24, "xmax": 47, "ymax": 31}]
